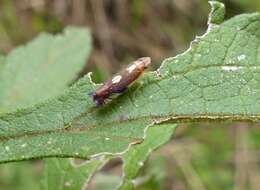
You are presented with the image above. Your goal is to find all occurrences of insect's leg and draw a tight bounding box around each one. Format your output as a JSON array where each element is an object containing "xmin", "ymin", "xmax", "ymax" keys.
[{"xmin": 95, "ymin": 99, "xmax": 105, "ymax": 106}]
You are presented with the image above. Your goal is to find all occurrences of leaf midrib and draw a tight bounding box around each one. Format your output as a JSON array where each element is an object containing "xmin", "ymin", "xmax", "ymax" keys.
[{"xmin": 1, "ymin": 112, "xmax": 259, "ymax": 142}]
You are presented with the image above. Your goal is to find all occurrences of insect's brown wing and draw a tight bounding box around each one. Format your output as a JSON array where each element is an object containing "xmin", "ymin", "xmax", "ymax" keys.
[{"xmin": 110, "ymin": 69, "xmax": 142, "ymax": 93}]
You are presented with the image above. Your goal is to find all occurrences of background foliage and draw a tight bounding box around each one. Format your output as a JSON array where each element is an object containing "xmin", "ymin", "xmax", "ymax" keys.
[{"xmin": 0, "ymin": 0, "xmax": 260, "ymax": 190}]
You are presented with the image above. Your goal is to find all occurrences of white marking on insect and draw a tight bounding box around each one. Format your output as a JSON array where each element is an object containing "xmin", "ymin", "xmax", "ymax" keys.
[
  {"xmin": 127, "ymin": 64, "xmax": 137, "ymax": 73},
  {"xmin": 112, "ymin": 75, "xmax": 122, "ymax": 84}
]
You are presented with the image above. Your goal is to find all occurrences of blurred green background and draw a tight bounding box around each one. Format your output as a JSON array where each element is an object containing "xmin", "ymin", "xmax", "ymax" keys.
[{"xmin": 0, "ymin": 0, "xmax": 260, "ymax": 190}]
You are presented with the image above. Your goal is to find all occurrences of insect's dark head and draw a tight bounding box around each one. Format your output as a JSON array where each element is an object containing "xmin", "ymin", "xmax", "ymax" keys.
[
  {"xmin": 88, "ymin": 91, "xmax": 105, "ymax": 106},
  {"xmin": 88, "ymin": 91, "xmax": 97, "ymax": 102}
]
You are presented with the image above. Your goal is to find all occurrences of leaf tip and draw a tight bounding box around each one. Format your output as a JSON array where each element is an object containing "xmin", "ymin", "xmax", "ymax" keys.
[{"xmin": 208, "ymin": 1, "xmax": 226, "ymax": 25}]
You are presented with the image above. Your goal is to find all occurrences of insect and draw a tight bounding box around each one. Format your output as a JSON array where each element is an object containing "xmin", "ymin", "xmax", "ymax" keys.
[{"xmin": 89, "ymin": 57, "xmax": 151, "ymax": 106}]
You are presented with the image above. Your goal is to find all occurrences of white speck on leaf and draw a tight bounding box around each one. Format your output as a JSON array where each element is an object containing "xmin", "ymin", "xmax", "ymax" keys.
[
  {"xmin": 21, "ymin": 143, "xmax": 27, "ymax": 148},
  {"xmin": 222, "ymin": 66, "xmax": 242, "ymax": 71},
  {"xmin": 172, "ymin": 75, "xmax": 177, "ymax": 79},
  {"xmin": 195, "ymin": 54, "xmax": 202, "ymax": 58},
  {"xmin": 5, "ymin": 146, "xmax": 10, "ymax": 151},
  {"xmin": 138, "ymin": 162, "xmax": 144, "ymax": 166},
  {"xmin": 64, "ymin": 181, "xmax": 72, "ymax": 187},
  {"xmin": 237, "ymin": 54, "xmax": 246, "ymax": 61},
  {"xmin": 105, "ymin": 137, "xmax": 110, "ymax": 141},
  {"xmin": 227, "ymin": 59, "xmax": 235, "ymax": 64},
  {"xmin": 56, "ymin": 148, "xmax": 62, "ymax": 153},
  {"xmin": 112, "ymin": 75, "xmax": 122, "ymax": 84}
]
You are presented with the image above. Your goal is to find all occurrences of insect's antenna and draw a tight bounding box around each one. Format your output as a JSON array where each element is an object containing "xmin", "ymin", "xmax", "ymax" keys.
[{"xmin": 88, "ymin": 91, "xmax": 95, "ymax": 96}]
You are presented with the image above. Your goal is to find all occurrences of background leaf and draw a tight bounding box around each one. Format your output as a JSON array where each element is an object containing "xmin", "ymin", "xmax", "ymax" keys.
[
  {"xmin": 0, "ymin": 161, "xmax": 41, "ymax": 190},
  {"xmin": 0, "ymin": 27, "xmax": 91, "ymax": 113},
  {"xmin": 118, "ymin": 124, "xmax": 177, "ymax": 190},
  {"xmin": 41, "ymin": 158, "xmax": 105, "ymax": 190}
]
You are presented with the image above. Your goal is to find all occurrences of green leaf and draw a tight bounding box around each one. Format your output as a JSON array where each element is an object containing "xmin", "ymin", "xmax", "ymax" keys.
[
  {"xmin": 0, "ymin": 75, "xmax": 149, "ymax": 163},
  {"xmin": 0, "ymin": 27, "xmax": 91, "ymax": 113},
  {"xmin": 118, "ymin": 124, "xmax": 177, "ymax": 190},
  {"xmin": 158, "ymin": 12, "xmax": 260, "ymax": 117},
  {"xmin": 208, "ymin": 1, "xmax": 225, "ymax": 25},
  {"xmin": 0, "ymin": 1, "xmax": 260, "ymax": 165},
  {"xmin": 41, "ymin": 158, "xmax": 105, "ymax": 190},
  {"xmin": 0, "ymin": 55, "xmax": 5, "ymax": 73},
  {"xmin": 0, "ymin": 75, "xmax": 148, "ymax": 162}
]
